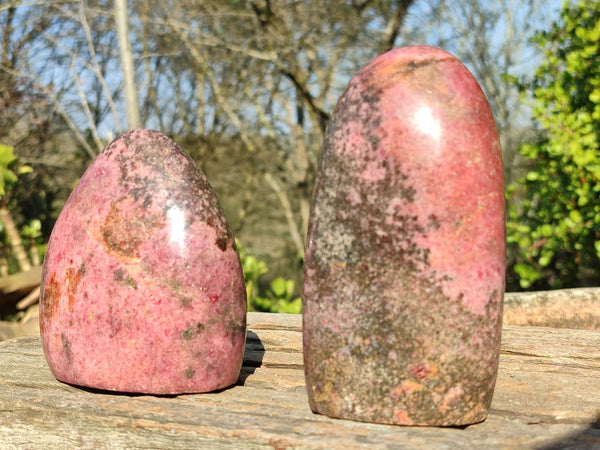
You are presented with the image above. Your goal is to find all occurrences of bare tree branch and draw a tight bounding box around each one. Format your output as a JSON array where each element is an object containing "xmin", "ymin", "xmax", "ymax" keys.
[
  {"xmin": 380, "ymin": 0, "xmax": 414, "ymax": 53},
  {"xmin": 78, "ymin": 1, "xmax": 122, "ymax": 133},
  {"xmin": 0, "ymin": 64, "xmax": 98, "ymax": 159},
  {"xmin": 172, "ymin": 22, "xmax": 257, "ymax": 152},
  {"xmin": 71, "ymin": 59, "xmax": 103, "ymax": 152},
  {"xmin": 264, "ymin": 172, "xmax": 304, "ymax": 259}
]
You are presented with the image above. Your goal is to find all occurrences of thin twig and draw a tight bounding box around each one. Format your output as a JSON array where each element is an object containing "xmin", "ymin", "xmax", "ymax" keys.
[
  {"xmin": 71, "ymin": 58, "xmax": 104, "ymax": 152},
  {"xmin": 0, "ymin": 64, "xmax": 97, "ymax": 159},
  {"xmin": 264, "ymin": 173, "xmax": 305, "ymax": 259},
  {"xmin": 78, "ymin": 1, "xmax": 123, "ymax": 133}
]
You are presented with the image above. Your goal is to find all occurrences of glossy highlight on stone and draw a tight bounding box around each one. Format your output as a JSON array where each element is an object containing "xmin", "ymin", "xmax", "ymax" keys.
[
  {"xmin": 39, "ymin": 129, "xmax": 246, "ymax": 394},
  {"xmin": 303, "ymin": 46, "xmax": 505, "ymax": 426}
]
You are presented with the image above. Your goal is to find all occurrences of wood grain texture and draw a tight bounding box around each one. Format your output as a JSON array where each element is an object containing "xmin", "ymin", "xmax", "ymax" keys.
[
  {"xmin": 1, "ymin": 312, "xmax": 599, "ymax": 449},
  {"xmin": 504, "ymin": 288, "xmax": 600, "ymax": 329}
]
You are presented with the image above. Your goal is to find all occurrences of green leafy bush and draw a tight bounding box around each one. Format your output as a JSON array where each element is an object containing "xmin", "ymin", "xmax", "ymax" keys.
[
  {"xmin": 237, "ymin": 240, "xmax": 302, "ymax": 313},
  {"xmin": 0, "ymin": 144, "xmax": 32, "ymax": 199},
  {"xmin": 507, "ymin": 1, "xmax": 600, "ymax": 289}
]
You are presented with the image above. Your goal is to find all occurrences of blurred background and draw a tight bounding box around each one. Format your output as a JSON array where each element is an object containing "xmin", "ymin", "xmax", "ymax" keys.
[{"xmin": 0, "ymin": 0, "xmax": 598, "ymax": 318}]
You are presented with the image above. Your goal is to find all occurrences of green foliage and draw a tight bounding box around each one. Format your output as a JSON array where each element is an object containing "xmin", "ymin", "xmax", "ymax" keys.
[
  {"xmin": 252, "ymin": 277, "xmax": 303, "ymax": 314},
  {"xmin": 21, "ymin": 218, "xmax": 46, "ymax": 263},
  {"xmin": 239, "ymin": 241, "xmax": 268, "ymax": 303},
  {"xmin": 0, "ymin": 144, "xmax": 32, "ymax": 199},
  {"xmin": 237, "ymin": 240, "xmax": 302, "ymax": 314},
  {"xmin": 20, "ymin": 219, "xmax": 42, "ymax": 242},
  {"xmin": 507, "ymin": 1, "xmax": 600, "ymax": 289}
]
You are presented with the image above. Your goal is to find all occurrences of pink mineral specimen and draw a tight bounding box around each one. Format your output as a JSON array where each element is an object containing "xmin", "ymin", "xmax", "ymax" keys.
[
  {"xmin": 39, "ymin": 129, "xmax": 246, "ymax": 394},
  {"xmin": 303, "ymin": 46, "xmax": 505, "ymax": 426}
]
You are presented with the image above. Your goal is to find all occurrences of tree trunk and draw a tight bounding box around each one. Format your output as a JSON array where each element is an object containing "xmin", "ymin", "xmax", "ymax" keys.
[{"xmin": 115, "ymin": 0, "xmax": 142, "ymax": 129}]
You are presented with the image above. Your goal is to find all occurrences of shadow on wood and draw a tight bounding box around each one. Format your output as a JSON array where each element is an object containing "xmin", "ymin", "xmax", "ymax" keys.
[
  {"xmin": 238, "ymin": 329, "xmax": 265, "ymax": 385},
  {"xmin": 540, "ymin": 415, "xmax": 600, "ymax": 449}
]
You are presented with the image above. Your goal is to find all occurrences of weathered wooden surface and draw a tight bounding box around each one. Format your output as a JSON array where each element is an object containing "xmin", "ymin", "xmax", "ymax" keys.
[
  {"xmin": 0, "ymin": 265, "xmax": 41, "ymax": 305},
  {"xmin": 504, "ymin": 287, "xmax": 600, "ymax": 330},
  {"xmin": 0, "ymin": 304, "xmax": 39, "ymax": 341},
  {"xmin": 1, "ymin": 312, "xmax": 599, "ymax": 449}
]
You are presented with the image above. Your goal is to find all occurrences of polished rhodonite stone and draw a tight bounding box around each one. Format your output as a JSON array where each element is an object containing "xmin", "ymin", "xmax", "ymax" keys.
[
  {"xmin": 303, "ymin": 46, "xmax": 505, "ymax": 426},
  {"xmin": 39, "ymin": 129, "xmax": 246, "ymax": 394}
]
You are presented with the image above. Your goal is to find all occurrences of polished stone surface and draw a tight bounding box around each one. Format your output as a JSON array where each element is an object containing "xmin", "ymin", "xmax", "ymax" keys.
[
  {"xmin": 303, "ymin": 46, "xmax": 505, "ymax": 426},
  {"xmin": 40, "ymin": 129, "xmax": 246, "ymax": 394}
]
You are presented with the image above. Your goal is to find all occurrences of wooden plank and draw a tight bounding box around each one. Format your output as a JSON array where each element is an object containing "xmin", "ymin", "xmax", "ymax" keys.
[
  {"xmin": 0, "ymin": 312, "xmax": 599, "ymax": 448},
  {"xmin": 0, "ymin": 265, "xmax": 42, "ymax": 303},
  {"xmin": 504, "ymin": 287, "xmax": 600, "ymax": 329}
]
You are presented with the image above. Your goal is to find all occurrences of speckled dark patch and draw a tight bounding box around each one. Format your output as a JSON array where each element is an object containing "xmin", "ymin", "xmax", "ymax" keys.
[
  {"xmin": 182, "ymin": 322, "xmax": 205, "ymax": 340},
  {"xmin": 61, "ymin": 333, "xmax": 73, "ymax": 364},
  {"xmin": 113, "ymin": 268, "xmax": 138, "ymax": 289},
  {"xmin": 228, "ymin": 319, "xmax": 247, "ymax": 345},
  {"xmin": 215, "ymin": 236, "xmax": 228, "ymax": 252},
  {"xmin": 104, "ymin": 129, "xmax": 234, "ymax": 251}
]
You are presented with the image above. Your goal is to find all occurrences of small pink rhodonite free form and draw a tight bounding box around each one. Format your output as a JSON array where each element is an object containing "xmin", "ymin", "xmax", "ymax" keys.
[{"xmin": 39, "ymin": 129, "xmax": 247, "ymax": 394}]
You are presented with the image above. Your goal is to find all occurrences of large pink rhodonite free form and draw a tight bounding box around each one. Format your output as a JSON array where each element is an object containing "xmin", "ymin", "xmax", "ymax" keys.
[
  {"xmin": 303, "ymin": 46, "xmax": 505, "ymax": 426},
  {"xmin": 39, "ymin": 129, "xmax": 246, "ymax": 394}
]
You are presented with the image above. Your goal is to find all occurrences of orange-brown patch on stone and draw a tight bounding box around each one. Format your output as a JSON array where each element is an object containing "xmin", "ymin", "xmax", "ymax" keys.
[
  {"xmin": 40, "ymin": 273, "xmax": 62, "ymax": 324},
  {"xmin": 65, "ymin": 267, "xmax": 82, "ymax": 311},
  {"xmin": 101, "ymin": 199, "xmax": 163, "ymax": 258},
  {"xmin": 394, "ymin": 409, "xmax": 413, "ymax": 425}
]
